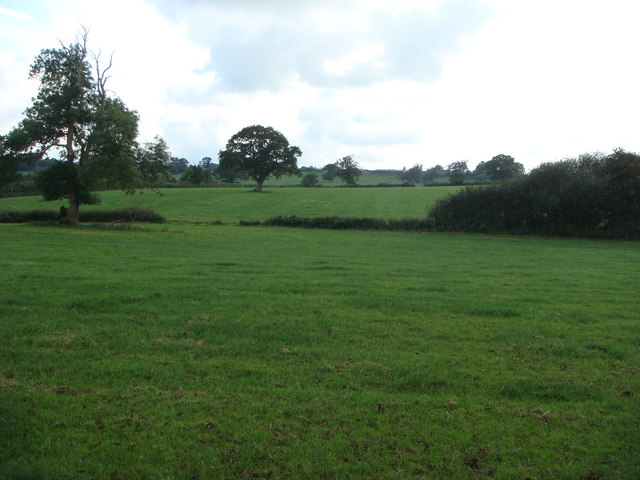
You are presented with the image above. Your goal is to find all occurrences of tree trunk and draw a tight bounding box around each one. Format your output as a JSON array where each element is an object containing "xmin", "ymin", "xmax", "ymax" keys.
[
  {"xmin": 62, "ymin": 123, "xmax": 80, "ymax": 226},
  {"xmin": 63, "ymin": 190, "xmax": 80, "ymax": 226},
  {"xmin": 254, "ymin": 178, "xmax": 265, "ymax": 192}
]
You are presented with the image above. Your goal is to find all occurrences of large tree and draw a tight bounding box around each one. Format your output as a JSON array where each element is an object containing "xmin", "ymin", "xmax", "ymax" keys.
[
  {"xmin": 484, "ymin": 154, "xmax": 525, "ymax": 181},
  {"xmin": 447, "ymin": 161, "xmax": 469, "ymax": 185},
  {"xmin": 218, "ymin": 125, "xmax": 302, "ymax": 192},
  {"xmin": 334, "ymin": 155, "xmax": 362, "ymax": 186},
  {"xmin": 2, "ymin": 32, "xmax": 170, "ymax": 225}
]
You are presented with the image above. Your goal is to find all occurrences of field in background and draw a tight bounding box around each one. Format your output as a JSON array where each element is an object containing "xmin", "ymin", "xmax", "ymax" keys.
[
  {"xmin": 1, "ymin": 221, "xmax": 638, "ymax": 479},
  {"xmin": 0, "ymin": 185, "xmax": 460, "ymax": 223}
]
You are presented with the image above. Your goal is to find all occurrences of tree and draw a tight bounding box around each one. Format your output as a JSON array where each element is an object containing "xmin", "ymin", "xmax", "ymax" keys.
[
  {"xmin": 447, "ymin": 161, "xmax": 469, "ymax": 185},
  {"xmin": 2, "ymin": 31, "xmax": 170, "ymax": 225},
  {"xmin": 484, "ymin": 154, "xmax": 525, "ymax": 181},
  {"xmin": 218, "ymin": 125, "xmax": 302, "ymax": 192},
  {"xmin": 322, "ymin": 163, "xmax": 336, "ymax": 181},
  {"xmin": 301, "ymin": 172, "xmax": 320, "ymax": 187},
  {"xmin": 199, "ymin": 156, "xmax": 215, "ymax": 169},
  {"xmin": 399, "ymin": 164, "xmax": 423, "ymax": 184},
  {"xmin": 334, "ymin": 155, "xmax": 362, "ymax": 186},
  {"xmin": 0, "ymin": 136, "xmax": 20, "ymax": 187},
  {"xmin": 424, "ymin": 165, "xmax": 445, "ymax": 183},
  {"xmin": 180, "ymin": 165, "xmax": 215, "ymax": 185},
  {"xmin": 169, "ymin": 157, "xmax": 189, "ymax": 175}
]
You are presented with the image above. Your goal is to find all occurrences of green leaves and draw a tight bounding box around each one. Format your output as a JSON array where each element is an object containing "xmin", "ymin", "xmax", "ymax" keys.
[{"xmin": 219, "ymin": 125, "xmax": 302, "ymax": 191}]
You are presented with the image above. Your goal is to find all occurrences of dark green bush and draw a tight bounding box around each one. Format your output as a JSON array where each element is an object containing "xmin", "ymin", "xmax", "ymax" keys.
[
  {"xmin": 427, "ymin": 149, "xmax": 640, "ymax": 239},
  {"xmin": 81, "ymin": 207, "xmax": 165, "ymax": 223},
  {"xmin": 0, "ymin": 210, "xmax": 58, "ymax": 223},
  {"xmin": 259, "ymin": 215, "xmax": 432, "ymax": 232},
  {"xmin": 0, "ymin": 207, "xmax": 165, "ymax": 224}
]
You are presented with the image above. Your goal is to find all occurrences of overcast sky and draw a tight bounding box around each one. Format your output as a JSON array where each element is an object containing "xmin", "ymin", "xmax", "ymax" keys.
[{"xmin": 1, "ymin": 0, "xmax": 639, "ymax": 170}]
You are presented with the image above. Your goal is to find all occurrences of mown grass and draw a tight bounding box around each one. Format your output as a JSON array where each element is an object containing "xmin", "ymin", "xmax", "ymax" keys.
[
  {"xmin": 0, "ymin": 186, "xmax": 459, "ymax": 223},
  {"xmin": 1, "ymin": 223, "xmax": 638, "ymax": 479},
  {"xmin": 262, "ymin": 172, "xmax": 407, "ymax": 187}
]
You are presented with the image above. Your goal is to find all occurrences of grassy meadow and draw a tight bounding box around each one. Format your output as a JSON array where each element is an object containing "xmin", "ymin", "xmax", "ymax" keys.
[
  {"xmin": 0, "ymin": 187, "xmax": 639, "ymax": 479},
  {"xmin": 0, "ymin": 186, "xmax": 459, "ymax": 224}
]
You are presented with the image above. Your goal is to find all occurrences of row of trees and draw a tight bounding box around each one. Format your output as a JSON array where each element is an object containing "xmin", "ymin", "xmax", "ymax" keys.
[{"xmin": 400, "ymin": 155, "xmax": 525, "ymax": 185}]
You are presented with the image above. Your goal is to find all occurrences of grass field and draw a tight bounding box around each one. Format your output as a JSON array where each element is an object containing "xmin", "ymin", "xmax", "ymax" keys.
[
  {"xmin": 0, "ymin": 188, "xmax": 639, "ymax": 479},
  {"xmin": 0, "ymin": 186, "xmax": 460, "ymax": 224}
]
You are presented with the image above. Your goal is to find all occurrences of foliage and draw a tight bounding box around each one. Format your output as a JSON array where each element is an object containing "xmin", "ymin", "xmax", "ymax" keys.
[
  {"xmin": 483, "ymin": 153, "xmax": 525, "ymax": 181},
  {"xmin": 334, "ymin": 155, "xmax": 362, "ymax": 186},
  {"xmin": 169, "ymin": 157, "xmax": 189, "ymax": 175},
  {"xmin": 180, "ymin": 165, "xmax": 216, "ymax": 185},
  {"xmin": 0, "ymin": 207, "xmax": 165, "ymax": 223},
  {"xmin": 424, "ymin": 164, "xmax": 445, "ymax": 183},
  {"xmin": 199, "ymin": 156, "xmax": 215, "ymax": 169},
  {"xmin": 322, "ymin": 163, "xmax": 337, "ymax": 181},
  {"xmin": 1, "ymin": 32, "xmax": 170, "ymax": 225},
  {"xmin": 0, "ymin": 136, "xmax": 21, "ymax": 187},
  {"xmin": 398, "ymin": 163, "xmax": 423, "ymax": 184},
  {"xmin": 261, "ymin": 214, "xmax": 432, "ymax": 231},
  {"xmin": 300, "ymin": 172, "xmax": 320, "ymax": 187},
  {"xmin": 447, "ymin": 161, "xmax": 469, "ymax": 185},
  {"xmin": 428, "ymin": 149, "xmax": 640, "ymax": 238},
  {"xmin": 218, "ymin": 125, "xmax": 302, "ymax": 192}
]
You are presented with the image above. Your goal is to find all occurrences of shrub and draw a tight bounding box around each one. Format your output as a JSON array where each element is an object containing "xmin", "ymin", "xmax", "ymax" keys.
[
  {"xmin": 427, "ymin": 149, "xmax": 640, "ymax": 239},
  {"xmin": 0, "ymin": 207, "xmax": 165, "ymax": 224},
  {"xmin": 259, "ymin": 215, "xmax": 432, "ymax": 232},
  {"xmin": 0, "ymin": 210, "xmax": 58, "ymax": 223}
]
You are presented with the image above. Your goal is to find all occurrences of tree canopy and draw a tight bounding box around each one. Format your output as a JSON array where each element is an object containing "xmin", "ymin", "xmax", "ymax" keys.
[
  {"xmin": 334, "ymin": 155, "xmax": 362, "ymax": 186},
  {"xmin": 484, "ymin": 154, "xmax": 525, "ymax": 181},
  {"xmin": 447, "ymin": 161, "xmax": 469, "ymax": 185},
  {"xmin": 218, "ymin": 125, "xmax": 302, "ymax": 192},
  {"xmin": 399, "ymin": 164, "xmax": 423, "ymax": 184},
  {"xmin": 1, "ymin": 32, "xmax": 170, "ymax": 225}
]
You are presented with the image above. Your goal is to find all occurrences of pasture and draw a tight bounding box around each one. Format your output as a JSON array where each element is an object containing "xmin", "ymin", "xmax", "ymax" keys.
[
  {"xmin": 0, "ymin": 186, "xmax": 459, "ymax": 224},
  {"xmin": 0, "ymin": 187, "xmax": 638, "ymax": 479}
]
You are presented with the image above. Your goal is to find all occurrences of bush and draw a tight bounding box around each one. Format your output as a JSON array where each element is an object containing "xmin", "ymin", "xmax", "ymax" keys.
[
  {"xmin": 81, "ymin": 207, "xmax": 166, "ymax": 223},
  {"xmin": 427, "ymin": 150, "xmax": 640, "ymax": 239},
  {"xmin": 258, "ymin": 215, "xmax": 432, "ymax": 232},
  {"xmin": 0, "ymin": 210, "xmax": 58, "ymax": 223},
  {"xmin": 0, "ymin": 207, "xmax": 165, "ymax": 224}
]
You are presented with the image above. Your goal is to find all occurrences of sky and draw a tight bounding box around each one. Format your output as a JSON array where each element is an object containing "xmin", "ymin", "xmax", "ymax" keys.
[{"xmin": 1, "ymin": 0, "xmax": 639, "ymax": 171}]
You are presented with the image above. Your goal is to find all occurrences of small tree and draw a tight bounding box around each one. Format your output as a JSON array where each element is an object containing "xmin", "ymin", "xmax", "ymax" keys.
[
  {"xmin": 218, "ymin": 125, "xmax": 302, "ymax": 192},
  {"xmin": 180, "ymin": 165, "xmax": 215, "ymax": 185},
  {"xmin": 301, "ymin": 172, "xmax": 320, "ymax": 187},
  {"xmin": 322, "ymin": 163, "xmax": 336, "ymax": 181},
  {"xmin": 399, "ymin": 164, "xmax": 423, "ymax": 184},
  {"xmin": 2, "ymin": 31, "xmax": 170, "ymax": 225},
  {"xmin": 447, "ymin": 161, "xmax": 469, "ymax": 185},
  {"xmin": 334, "ymin": 155, "xmax": 362, "ymax": 186},
  {"xmin": 424, "ymin": 165, "xmax": 445, "ymax": 183}
]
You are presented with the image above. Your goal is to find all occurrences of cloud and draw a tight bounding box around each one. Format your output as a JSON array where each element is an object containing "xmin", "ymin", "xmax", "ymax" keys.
[
  {"xmin": 153, "ymin": 0, "xmax": 492, "ymax": 92},
  {"xmin": 0, "ymin": 6, "xmax": 32, "ymax": 20}
]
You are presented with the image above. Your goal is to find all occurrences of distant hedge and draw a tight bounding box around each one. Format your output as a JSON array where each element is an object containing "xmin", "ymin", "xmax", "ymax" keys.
[
  {"xmin": 0, "ymin": 207, "xmax": 165, "ymax": 224},
  {"xmin": 252, "ymin": 215, "xmax": 433, "ymax": 231}
]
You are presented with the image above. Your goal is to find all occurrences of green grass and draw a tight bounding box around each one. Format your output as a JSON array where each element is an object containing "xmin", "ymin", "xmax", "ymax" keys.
[
  {"xmin": 1, "ymin": 222, "xmax": 638, "ymax": 479},
  {"xmin": 0, "ymin": 186, "xmax": 459, "ymax": 223},
  {"xmin": 262, "ymin": 172, "xmax": 408, "ymax": 187}
]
